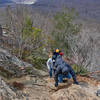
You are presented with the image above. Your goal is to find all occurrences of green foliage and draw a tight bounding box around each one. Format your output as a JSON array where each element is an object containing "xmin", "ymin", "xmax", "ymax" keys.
[
  {"xmin": 33, "ymin": 57, "xmax": 47, "ymax": 70},
  {"xmin": 72, "ymin": 64, "xmax": 88, "ymax": 75},
  {"xmin": 25, "ymin": 67, "xmax": 32, "ymax": 74},
  {"xmin": 26, "ymin": 55, "xmax": 47, "ymax": 70},
  {"xmin": 72, "ymin": 64, "xmax": 78, "ymax": 73},
  {"xmin": 22, "ymin": 17, "xmax": 33, "ymax": 40},
  {"xmin": 22, "ymin": 16, "xmax": 42, "ymax": 42},
  {"xmin": 18, "ymin": 16, "xmax": 45, "ymax": 60},
  {"xmin": 50, "ymin": 8, "xmax": 80, "ymax": 55}
]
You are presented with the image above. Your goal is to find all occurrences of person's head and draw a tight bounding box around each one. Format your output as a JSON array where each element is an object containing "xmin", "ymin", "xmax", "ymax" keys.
[
  {"xmin": 48, "ymin": 52, "xmax": 52, "ymax": 58},
  {"xmin": 59, "ymin": 51, "xmax": 63, "ymax": 56},
  {"xmin": 49, "ymin": 55, "xmax": 52, "ymax": 58},
  {"xmin": 56, "ymin": 48, "xmax": 59, "ymax": 53}
]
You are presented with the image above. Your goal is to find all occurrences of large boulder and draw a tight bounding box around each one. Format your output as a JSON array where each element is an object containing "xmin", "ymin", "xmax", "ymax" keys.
[
  {"xmin": 0, "ymin": 48, "xmax": 32, "ymax": 68},
  {"xmin": 0, "ymin": 47, "xmax": 33, "ymax": 77},
  {"xmin": 0, "ymin": 77, "xmax": 22, "ymax": 100},
  {"xmin": 51, "ymin": 84, "xmax": 100, "ymax": 100},
  {"xmin": 0, "ymin": 47, "xmax": 48, "ymax": 77}
]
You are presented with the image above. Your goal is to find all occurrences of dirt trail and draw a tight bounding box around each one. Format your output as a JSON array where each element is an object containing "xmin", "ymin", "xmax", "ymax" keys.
[{"xmin": 3, "ymin": 75, "xmax": 100, "ymax": 100}]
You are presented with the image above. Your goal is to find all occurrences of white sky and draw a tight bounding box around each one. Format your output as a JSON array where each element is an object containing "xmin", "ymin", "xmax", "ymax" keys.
[{"xmin": 11, "ymin": 0, "xmax": 37, "ymax": 4}]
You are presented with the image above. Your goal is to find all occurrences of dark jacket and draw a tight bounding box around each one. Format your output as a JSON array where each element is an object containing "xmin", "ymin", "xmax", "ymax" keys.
[{"xmin": 54, "ymin": 55, "xmax": 78, "ymax": 86}]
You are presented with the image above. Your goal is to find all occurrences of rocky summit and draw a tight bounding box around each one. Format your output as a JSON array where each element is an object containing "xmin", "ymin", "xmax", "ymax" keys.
[{"xmin": 1, "ymin": 75, "xmax": 100, "ymax": 100}]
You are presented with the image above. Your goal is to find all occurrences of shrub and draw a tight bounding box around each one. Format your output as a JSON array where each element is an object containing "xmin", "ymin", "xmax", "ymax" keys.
[
  {"xmin": 26, "ymin": 55, "xmax": 47, "ymax": 70},
  {"xmin": 49, "ymin": 7, "xmax": 80, "ymax": 55},
  {"xmin": 72, "ymin": 64, "xmax": 88, "ymax": 75}
]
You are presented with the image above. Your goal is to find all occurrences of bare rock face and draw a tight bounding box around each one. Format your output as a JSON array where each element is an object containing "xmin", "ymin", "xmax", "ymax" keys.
[
  {"xmin": 0, "ymin": 76, "xmax": 29, "ymax": 100},
  {"xmin": 48, "ymin": 76, "xmax": 100, "ymax": 100},
  {"xmin": 0, "ymin": 47, "xmax": 32, "ymax": 68},
  {"xmin": 0, "ymin": 75, "xmax": 100, "ymax": 100},
  {"xmin": 19, "ymin": 76, "xmax": 100, "ymax": 100},
  {"xmin": 0, "ymin": 47, "xmax": 48, "ymax": 78},
  {"xmin": 0, "ymin": 47, "xmax": 34, "ymax": 77},
  {"xmin": 51, "ymin": 85, "xmax": 100, "ymax": 100},
  {"xmin": 0, "ymin": 77, "xmax": 17, "ymax": 100}
]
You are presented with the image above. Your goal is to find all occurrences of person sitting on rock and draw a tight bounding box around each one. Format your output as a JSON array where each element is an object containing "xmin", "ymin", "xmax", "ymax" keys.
[{"xmin": 53, "ymin": 51, "xmax": 79, "ymax": 87}]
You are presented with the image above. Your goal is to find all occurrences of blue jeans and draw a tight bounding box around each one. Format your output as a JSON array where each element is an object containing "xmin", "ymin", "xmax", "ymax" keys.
[
  {"xmin": 63, "ymin": 72, "xmax": 72, "ymax": 79},
  {"xmin": 58, "ymin": 72, "xmax": 72, "ymax": 83},
  {"xmin": 58, "ymin": 74, "xmax": 63, "ymax": 83},
  {"xmin": 49, "ymin": 67, "xmax": 52, "ymax": 78}
]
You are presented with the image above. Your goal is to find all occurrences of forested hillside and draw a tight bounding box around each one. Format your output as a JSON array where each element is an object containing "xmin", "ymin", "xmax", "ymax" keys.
[{"xmin": 0, "ymin": 2, "xmax": 100, "ymax": 100}]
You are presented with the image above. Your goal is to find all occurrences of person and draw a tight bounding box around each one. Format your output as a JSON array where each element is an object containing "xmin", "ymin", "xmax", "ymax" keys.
[
  {"xmin": 47, "ymin": 55, "xmax": 53, "ymax": 78},
  {"xmin": 52, "ymin": 49, "xmax": 64, "ymax": 83},
  {"xmin": 59, "ymin": 51, "xmax": 72, "ymax": 81},
  {"xmin": 52, "ymin": 49, "xmax": 60, "ymax": 73},
  {"xmin": 54, "ymin": 52, "xmax": 79, "ymax": 87}
]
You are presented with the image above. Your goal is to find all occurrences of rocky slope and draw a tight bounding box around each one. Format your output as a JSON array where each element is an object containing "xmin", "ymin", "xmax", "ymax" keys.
[
  {"xmin": 0, "ymin": 39, "xmax": 100, "ymax": 100},
  {"xmin": 0, "ymin": 76, "xmax": 25, "ymax": 100},
  {"xmin": 1, "ymin": 74, "xmax": 99, "ymax": 100},
  {"xmin": 51, "ymin": 85, "xmax": 99, "ymax": 100},
  {"xmin": 0, "ymin": 47, "xmax": 32, "ymax": 77},
  {"xmin": 0, "ymin": 47, "xmax": 47, "ymax": 78}
]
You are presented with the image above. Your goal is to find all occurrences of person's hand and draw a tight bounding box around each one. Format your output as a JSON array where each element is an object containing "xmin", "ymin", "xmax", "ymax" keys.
[
  {"xmin": 55, "ymin": 83, "xmax": 58, "ymax": 87},
  {"xmin": 73, "ymin": 81, "xmax": 79, "ymax": 85}
]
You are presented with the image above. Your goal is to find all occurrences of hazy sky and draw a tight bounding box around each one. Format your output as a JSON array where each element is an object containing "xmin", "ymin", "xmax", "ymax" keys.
[{"xmin": 11, "ymin": 0, "xmax": 37, "ymax": 4}]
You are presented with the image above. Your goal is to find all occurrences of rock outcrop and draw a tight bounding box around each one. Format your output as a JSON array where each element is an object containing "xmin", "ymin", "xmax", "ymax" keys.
[
  {"xmin": 0, "ymin": 47, "xmax": 32, "ymax": 68},
  {"xmin": 14, "ymin": 75, "xmax": 99, "ymax": 100},
  {"xmin": 0, "ymin": 47, "xmax": 48, "ymax": 78},
  {"xmin": 0, "ymin": 77, "xmax": 24, "ymax": 100},
  {"xmin": 51, "ymin": 84, "xmax": 99, "ymax": 100},
  {"xmin": 0, "ymin": 47, "xmax": 33, "ymax": 77},
  {"xmin": 0, "ymin": 73, "xmax": 100, "ymax": 100}
]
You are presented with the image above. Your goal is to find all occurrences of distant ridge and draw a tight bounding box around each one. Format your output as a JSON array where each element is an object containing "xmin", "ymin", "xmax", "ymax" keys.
[
  {"xmin": 0, "ymin": 0, "xmax": 100, "ymax": 20},
  {"xmin": 0, "ymin": 0, "xmax": 13, "ymax": 7},
  {"xmin": 0, "ymin": 0, "xmax": 13, "ymax": 4},
  {"xmin": 33, "ymin": 0, "xmax": 100, "ymax": 20}
]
